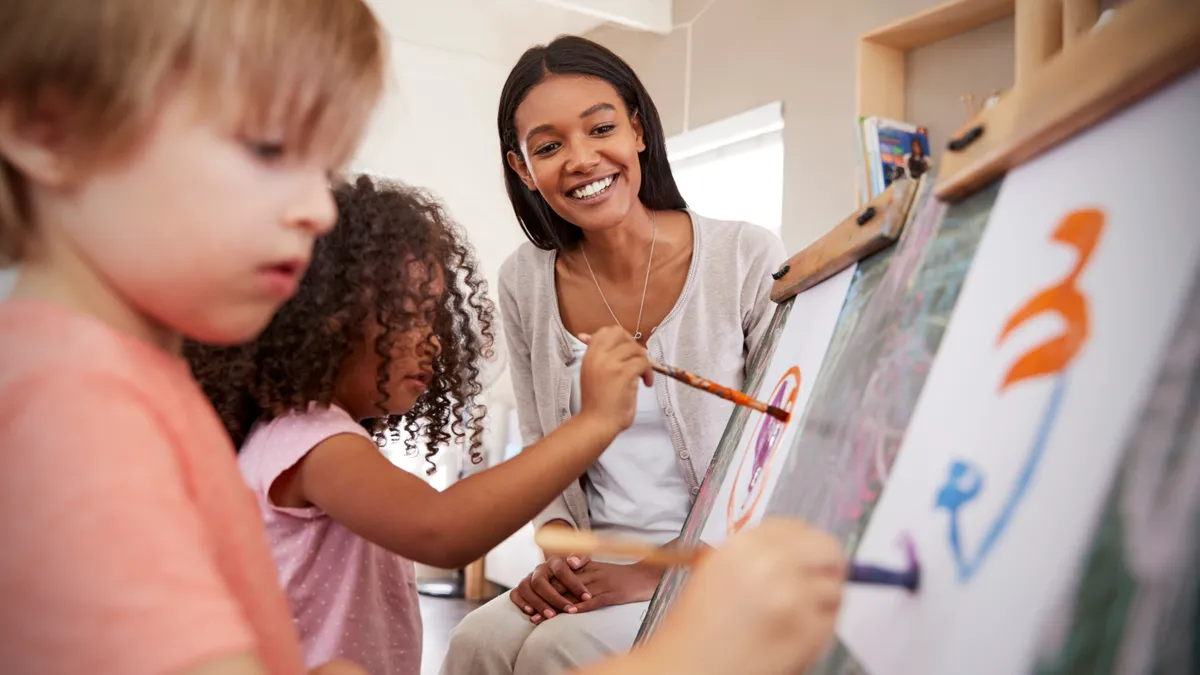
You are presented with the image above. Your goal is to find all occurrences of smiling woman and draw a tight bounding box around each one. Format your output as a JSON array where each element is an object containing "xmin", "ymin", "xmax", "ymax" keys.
[{"xmin": 441, "ymin": 35, "xmax": 788, "ymax": 675}]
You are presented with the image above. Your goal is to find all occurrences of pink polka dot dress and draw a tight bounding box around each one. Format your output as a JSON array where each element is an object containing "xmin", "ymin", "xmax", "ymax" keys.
[{"xmin": 238, "ymin": 404, "xmax": 422, "ymax": 675}]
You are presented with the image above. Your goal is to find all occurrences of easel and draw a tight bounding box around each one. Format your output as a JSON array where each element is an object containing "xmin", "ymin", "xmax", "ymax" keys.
[{"xmin": 637, "ymin": 1, "xmax": 1200, "ymax": 666}]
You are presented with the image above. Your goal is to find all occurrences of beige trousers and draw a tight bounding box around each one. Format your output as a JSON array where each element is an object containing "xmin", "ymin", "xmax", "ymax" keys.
[{"xmin": 439, "ymin": 593, "xmax": 648, "ymax": 675}]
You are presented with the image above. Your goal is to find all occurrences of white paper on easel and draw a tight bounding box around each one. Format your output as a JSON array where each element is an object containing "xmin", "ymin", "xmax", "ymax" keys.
[
  {"xmin": 699, "ymin": 264, "xmax": 856, "ymax": 545},
  {"xmin": 838, "ymin": 69, "xmax": 1200, "ymax": 675}
]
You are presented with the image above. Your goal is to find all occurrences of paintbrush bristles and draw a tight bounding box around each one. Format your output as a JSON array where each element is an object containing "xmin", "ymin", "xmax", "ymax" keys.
[
  {"xmin": 766, "ymin": 406, "xmax": 791, "ymax": 423},
  {"xmin": 650, "ymin": 361, "xmax": 790, "ymax": 422}
]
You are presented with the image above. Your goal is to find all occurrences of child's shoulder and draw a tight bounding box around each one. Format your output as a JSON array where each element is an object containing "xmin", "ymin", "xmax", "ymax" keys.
[
  {"xmin": 0, "ymin": 300, "xmax": 231, "ymax": 486},
  {"xmin": 0, "ymin": 302, "xmax": 239, "ymax": 521},
  {"xmin": 243, "ymin": 403, "xmax": 370, "ymax": 449},
  {"xmin": 0, "ymin": 299, "xmax": 192, "ymax": 405},
  {"xmin": 238, "ymin": 403, "xmax": 373, "ymax": 487}
]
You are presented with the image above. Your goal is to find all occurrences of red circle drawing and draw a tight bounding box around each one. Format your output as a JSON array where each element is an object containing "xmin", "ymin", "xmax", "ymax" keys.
[{"xmin": 726, "ymin": 366, "xmax": 801, "ymax": 535}]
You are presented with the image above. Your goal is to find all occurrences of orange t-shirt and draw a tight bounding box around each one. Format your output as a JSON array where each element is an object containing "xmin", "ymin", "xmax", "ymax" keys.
[{"xmin": 0, "ymin": 300, "xmax": 307, "ymax": 675}]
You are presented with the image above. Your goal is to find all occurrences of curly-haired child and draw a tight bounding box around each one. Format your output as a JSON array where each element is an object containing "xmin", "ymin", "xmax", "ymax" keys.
[{"xmin": 186, "ymin": 175, "xmax": 658, "ymax": 674}]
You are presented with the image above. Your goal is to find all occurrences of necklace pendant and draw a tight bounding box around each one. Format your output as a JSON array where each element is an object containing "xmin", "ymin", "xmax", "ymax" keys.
[{"xmin": 633, "ymin": 331, "xmax": 642, "ymax": 340}]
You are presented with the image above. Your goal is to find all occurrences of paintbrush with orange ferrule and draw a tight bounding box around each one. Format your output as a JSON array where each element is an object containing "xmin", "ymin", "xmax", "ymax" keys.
[{"xmin": 650, "ymin": 360, "xmax": 790, "ymax": 423}]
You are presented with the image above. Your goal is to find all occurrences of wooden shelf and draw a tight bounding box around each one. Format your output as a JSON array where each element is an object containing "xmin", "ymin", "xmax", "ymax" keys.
[
  {"xmin": 771, "ymin": 179, "xmax": 919, "ymax": 303},
  {"xmin": 935, "ymin": 0, "xmax": 1200, "ymax": 202},
  {"xmin": 863, "ymin": 0, "xmax": 1015, "ymax": 51},
  {"xmin": 857, "ymin": 0, "xmax": 1016, "ymax": 123}
]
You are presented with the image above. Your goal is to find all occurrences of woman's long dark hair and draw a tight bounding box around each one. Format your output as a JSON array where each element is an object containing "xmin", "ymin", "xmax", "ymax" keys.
[{"xmin": 497, "ymin": 35, "xmax": 686, "ymax": 251}]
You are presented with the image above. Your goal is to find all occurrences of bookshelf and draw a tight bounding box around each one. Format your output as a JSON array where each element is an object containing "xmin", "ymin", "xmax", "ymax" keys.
[
  {"xmin": 857, "ymin": 0, "xmax": 1016, "ymax": 124},
  {"xmin": 853, "ymin": 0, "xmax": 1199, "ymax": 203},
  {"xmin": 854, "ymin": 0, "xmax": 1016, "ymax": 206},
  {"xmin": 936, "ymin": 0, "xmax": 1200, "ymax": 202},
  {"xmin": 854, "ymin": 0, "xmax": 1125, "ymax": 205}
]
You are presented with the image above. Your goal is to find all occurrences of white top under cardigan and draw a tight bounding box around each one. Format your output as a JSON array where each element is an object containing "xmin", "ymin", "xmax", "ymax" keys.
[
  {"xmin": 566, "ymin": 333, "xmax": 691, "ymax": 547},
  {"xmin": 497, "ymin": 209, "xmax": 788, "ymax": 532}
]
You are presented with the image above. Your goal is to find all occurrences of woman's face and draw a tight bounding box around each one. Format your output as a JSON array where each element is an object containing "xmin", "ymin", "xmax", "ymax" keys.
[{"xmin": 507, "ymin": 74, "xmax": 646, "ymax": 235}]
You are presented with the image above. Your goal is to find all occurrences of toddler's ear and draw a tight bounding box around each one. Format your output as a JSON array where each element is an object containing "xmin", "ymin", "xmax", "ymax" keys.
[{"xmin": 0, "ymin": 99, "xmax": 75, "ymax": 189}]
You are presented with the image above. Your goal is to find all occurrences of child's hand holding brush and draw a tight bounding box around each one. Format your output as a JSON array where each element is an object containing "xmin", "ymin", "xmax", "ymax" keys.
[{"xmin": 573, "ymin": 518, "xmax": 845, "ymax": 675}]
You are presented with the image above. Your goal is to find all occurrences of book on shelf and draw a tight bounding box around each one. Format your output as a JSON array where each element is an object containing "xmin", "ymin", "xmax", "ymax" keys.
[{"xmin": 856, "ymin": 116, "xmax": 932, "ymax": 202}]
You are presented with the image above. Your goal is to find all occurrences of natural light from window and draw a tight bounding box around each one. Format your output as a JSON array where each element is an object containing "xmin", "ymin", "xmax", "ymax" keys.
[{"xmin": 667, "ymin": 102, "xmax": 785, "ymax": 238}]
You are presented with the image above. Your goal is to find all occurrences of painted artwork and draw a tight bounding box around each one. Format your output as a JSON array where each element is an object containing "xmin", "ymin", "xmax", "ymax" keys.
[
  {"xmin": 936, "ymin": 208, "xmax": 1101, "ymax": 584},
  {"xmin": 697, "ymin": 265, "xmax": 855, "ymax": 545},
  {"xmin": 838, "ymin": 68, "xmax": 1200, "ymax": 675},
  {"xmin": 762, "ymin": 175, "xmax": 1000, "ymax": 675},
  {"xmin": 763, "ymin": 171, "xmax": 994, "ymax": 546},
  {"xmin": 724, "ymin": 365, "xmax": 799, "ymax": 534},
  {"xmin": 639, "ymin": 172, "xmax": 988, "ymax": 644}
]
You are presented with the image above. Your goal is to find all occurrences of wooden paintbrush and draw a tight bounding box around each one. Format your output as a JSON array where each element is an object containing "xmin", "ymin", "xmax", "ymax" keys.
[
  {"xmin": 651, "ymin": 360, "xmax": 790, "ymax": 423},
  {"xmin": 536, "ymin": 526, "xmax": 920, "ymax": 592}
]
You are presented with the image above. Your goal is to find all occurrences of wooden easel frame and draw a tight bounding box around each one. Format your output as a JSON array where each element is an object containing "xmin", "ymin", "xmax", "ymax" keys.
[
  {"xmin": 936, "ymin": 0, "xmax": 1200, "ymax": 203},
  {"xmin": 770, "ymin": 179, "xmax": 920, "ymax": 303}
]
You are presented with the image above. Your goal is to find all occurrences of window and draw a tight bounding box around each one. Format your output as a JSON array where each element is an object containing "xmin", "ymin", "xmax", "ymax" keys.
[{"xmin": 667, "ymin": 102, "xmax": 785, "ymax": 237}]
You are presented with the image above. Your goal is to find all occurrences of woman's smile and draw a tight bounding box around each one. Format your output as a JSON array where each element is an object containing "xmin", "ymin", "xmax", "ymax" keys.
[{"xmin": 566, "ymin": 172, "xmax": 620, "ymax": 204}]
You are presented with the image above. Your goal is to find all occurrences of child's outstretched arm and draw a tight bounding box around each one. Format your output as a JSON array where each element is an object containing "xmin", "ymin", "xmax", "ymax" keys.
[
  {"xmin": 571, "ymin": 518, "xmax": 846, "ymax": 675},
  {"xmin": 279, "ymin": 326, "xmax": 650, "ymax": 569}
]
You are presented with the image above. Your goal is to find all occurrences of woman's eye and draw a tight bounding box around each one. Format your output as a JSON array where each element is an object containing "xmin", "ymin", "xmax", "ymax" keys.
[
  {"xmin": 592, "ymin": 124, "xmax": 616, "ymax": 135},
  {"xmin": 532, "ymin": 142, "xmax": 560, "ymax": 156},
  {"xmin": 245, "ymin": 140, "xmax": 287, "ymax": 162}
]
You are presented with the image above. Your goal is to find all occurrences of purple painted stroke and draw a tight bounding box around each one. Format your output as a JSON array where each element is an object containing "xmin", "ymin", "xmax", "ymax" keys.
[{"xmin": 747, "ymin": 382, "xmax": 789, "ymax": 495}]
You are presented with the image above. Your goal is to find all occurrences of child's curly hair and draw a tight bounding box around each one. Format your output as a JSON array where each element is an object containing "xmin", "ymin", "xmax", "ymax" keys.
[{"xmin": 187, "ymin": 175, "xmax": 495, "ymax": 472}]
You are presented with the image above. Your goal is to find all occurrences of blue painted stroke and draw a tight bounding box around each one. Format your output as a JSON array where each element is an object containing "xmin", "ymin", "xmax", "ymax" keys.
[{"xmin": 936, "ymin": 373, "xmax": 1069, "ymax": 582}]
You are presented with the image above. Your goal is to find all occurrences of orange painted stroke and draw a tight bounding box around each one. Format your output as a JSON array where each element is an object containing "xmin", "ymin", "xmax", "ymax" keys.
[{"xmin": 996, "ymin": 209, "xmax": 1105, "ymax": 390}]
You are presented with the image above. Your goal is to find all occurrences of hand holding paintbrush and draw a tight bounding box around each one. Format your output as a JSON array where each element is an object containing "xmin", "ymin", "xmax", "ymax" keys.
[
  {"xmin": 576, "ymin": 330, "xmax": 789, "ymax": 422},
  {"xmin": 571, "ymin": 343, "xmax": 923, "ymax": 589},
  {"xmin": 568, "ymin": 518, "xmax": 848, "ymax": 675}
]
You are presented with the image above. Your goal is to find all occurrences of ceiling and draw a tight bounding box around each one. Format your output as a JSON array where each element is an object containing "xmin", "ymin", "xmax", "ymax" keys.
[{"xmin": 366, "ymin": 0, "xmax": 610, "ymax": 64}]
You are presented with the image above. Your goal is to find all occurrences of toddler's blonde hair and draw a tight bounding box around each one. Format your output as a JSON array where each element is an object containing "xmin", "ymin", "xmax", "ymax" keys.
[{"xmin": 0, "ymin": 0, "xmax": 388, "ymax": 264}]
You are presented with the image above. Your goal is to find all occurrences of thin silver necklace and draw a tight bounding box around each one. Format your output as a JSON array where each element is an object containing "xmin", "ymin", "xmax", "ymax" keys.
[{"xmin": 580, "ymin": 211, "xmax": 656, "ymax": 341}]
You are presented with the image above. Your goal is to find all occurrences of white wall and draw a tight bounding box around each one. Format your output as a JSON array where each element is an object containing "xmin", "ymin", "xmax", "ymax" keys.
[{"xmin": 351, "ymin": 40, "xmax": 523, "ymax": 294}]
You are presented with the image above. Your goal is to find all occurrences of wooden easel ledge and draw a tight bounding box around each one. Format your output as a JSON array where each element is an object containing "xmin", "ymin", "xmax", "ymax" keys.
[
  {"xmin": 935, "ymin": 0, "xmax": 1200, "ymax": 203},
  {"xmin": 770, "ymin": 178, "xmax": 919, "ymax": 304}
]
